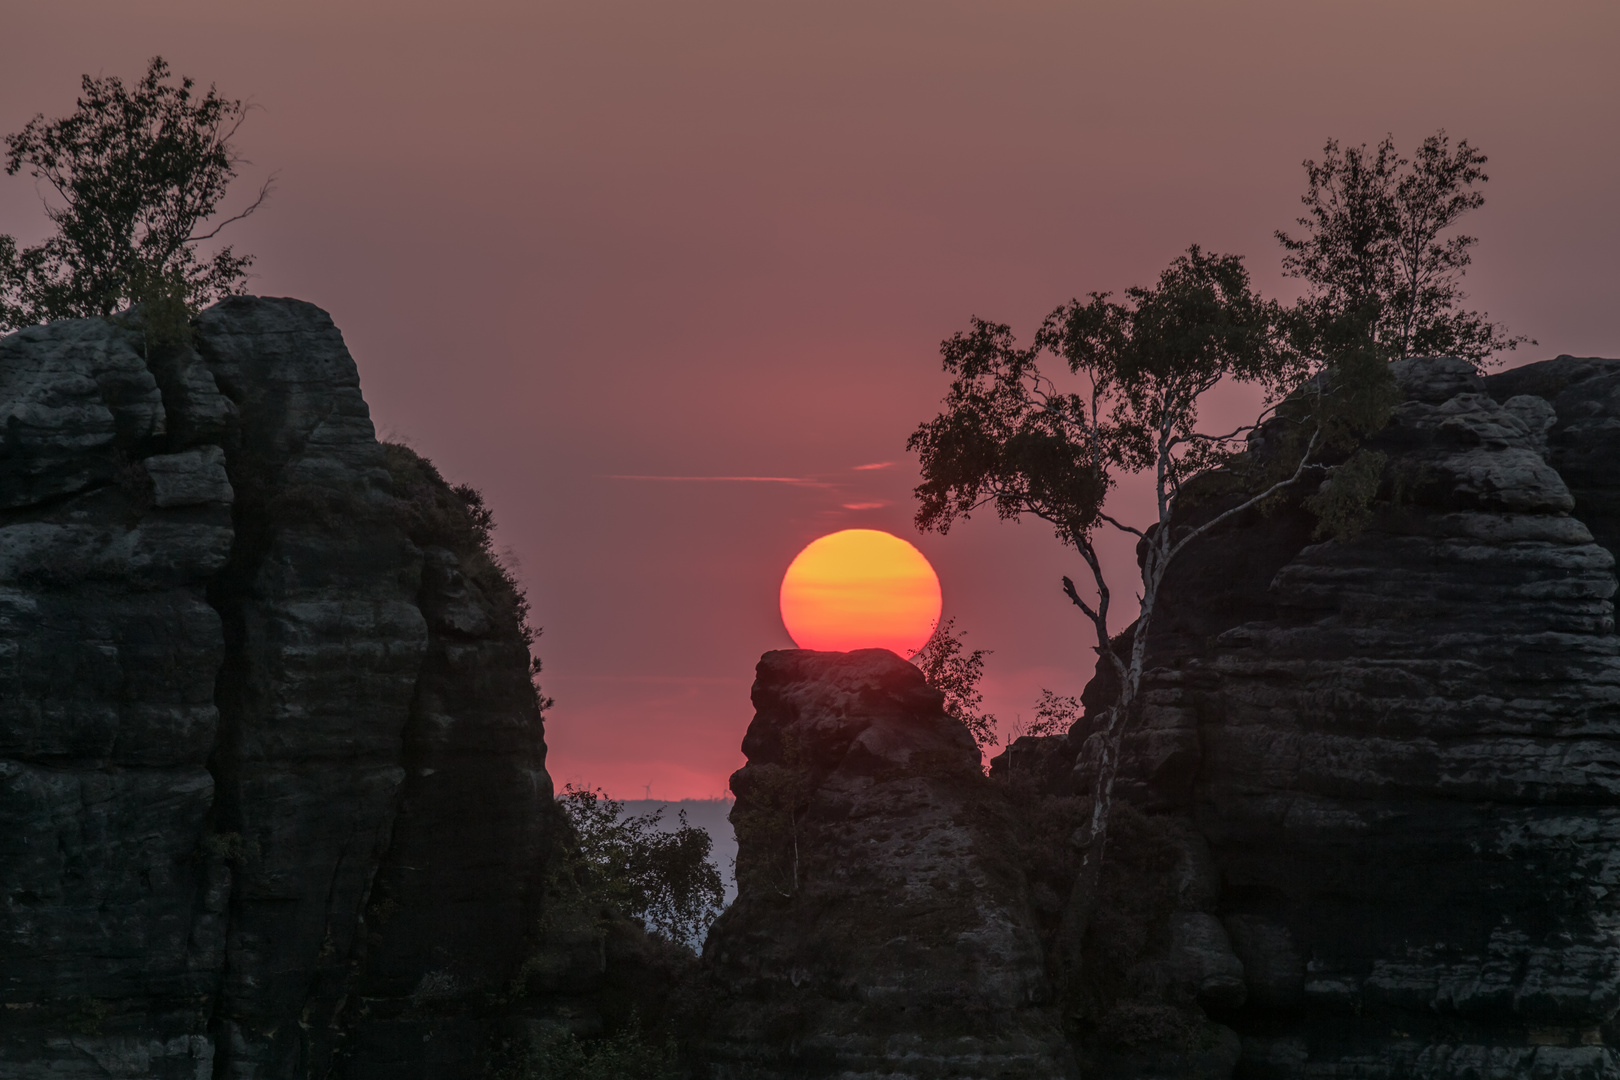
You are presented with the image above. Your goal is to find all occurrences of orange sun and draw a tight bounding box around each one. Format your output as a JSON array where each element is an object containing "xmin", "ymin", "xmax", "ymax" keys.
[{"xmin": 779, "ymin": 529, "xmax": 942, "ymax": 657}]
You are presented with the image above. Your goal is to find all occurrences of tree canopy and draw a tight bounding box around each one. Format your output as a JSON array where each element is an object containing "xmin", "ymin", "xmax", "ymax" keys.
[
  {"xmin": 905, "ymin": 124, "xmax": 1525, "ymax": 873},
  {"xmin": 911, "ymin": 246, "xmax": 1298, "ymax": 561},
  {"xmin": 1278, "ymin": 131, "xmax": 1523, "ymax": 364},
  {"xmin": 0, "ymin": 56, "xmax": 268, "ymax": 332},
  {"xmin": 908, "ymin": 246, "xmax": 1338, "ymax": 866}
]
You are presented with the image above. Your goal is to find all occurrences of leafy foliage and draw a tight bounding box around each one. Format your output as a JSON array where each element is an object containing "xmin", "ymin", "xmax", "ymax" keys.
[
  {"xmin": 0, "ymin": 56, "xmax": 268, "ymax": 332},
  {"xmin": 913, "ymin": 622, "xmax": 1080, "ymax": 751},
  {"xmin": 1018, "ymin": 689, "xmax": 1082, "ymax": 741},
  {"xmin": 1038, "ymin": 247, "xmax": 1301, "ymax": 486},
  {"xmin": 380, "ymin": 442, "xmax": 554, "ymax": 710},
  {"xmin": 557, "ymin": 785, "xmax": 725, "ymax": 947},
  {"xmin": 1237, "ymin": 336, "xmax": 1400, "ymax": 522},
  {"xmin": 912, "ymin": 617, "xmax": 997, "ymax": 751},
  {"xmin": 1277, "ymin": 131, "xmax": 1524, "ymax": 365},
  {"xmin": 908, "ymin": 315, "xmax": 1106, "ymax": 550},
  {"xmin": 910, "ymin": 247, "xmax": 1292, "ymax": 559},
  {"xmin": 502, "ymin": 1020, "xmax": 683, "ymax": 1080},
  {"xmin": 1302, "ymin": 447, "xmax": 1388, "ymax": 540}
]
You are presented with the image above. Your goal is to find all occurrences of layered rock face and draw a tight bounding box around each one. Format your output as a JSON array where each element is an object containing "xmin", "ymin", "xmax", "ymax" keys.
[
  {"xmin": 0, "ymin": 301, "xmax": 565, "ymax": 1079},
  {"xmin": 697, "ymin": 649, "xmax": 1073, "ymax": 1079},
  {"xmin": 1067, "ymin": 355, "xmax": 1620, "ymax": 1076},
  {"xmin": 1198, "ymin": 358, "xmax": 1620, "ymax": 1076},
  {"xmin": 0, "ymin": 316, "xmax": 235, "ymax": 1079}
]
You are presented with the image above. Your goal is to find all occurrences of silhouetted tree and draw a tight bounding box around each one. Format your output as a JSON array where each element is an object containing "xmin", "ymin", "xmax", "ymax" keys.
[
  {"xmin": 915, "ymin": 622, "xmax": 1080, "ymax": 751},
  {"xmin": 0, "ymin": 56, "xmax": 269, "ymax": 334},
  {"xmin": 909, "ymin": 246, "xmax": 1395, "ymax": 889},
  {"xmin": 557, "ymin": 785, "xmax": 725, "ymax": 947},
  {"xmin": 913, "ymin": 617, "xmax": 997, "ymax": 751},
  {"xmin": 1278, "ymin": 130, "xmax": 1524, "ymax": 365},
  {"xmin": 1015, "ymin": 689, "xmax": 1081, "ymax": 742}
]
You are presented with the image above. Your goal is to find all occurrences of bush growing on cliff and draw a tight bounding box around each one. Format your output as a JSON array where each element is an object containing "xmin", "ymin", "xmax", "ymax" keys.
[
  {"xmin": 912, "ymin": 617, "xmax": 997, "ymax": 751},
  {"xmin": 1278, "ymin": 131, "xmax": 1525, "ymax": 366},
  {"xmin": 557, "ymin": 785, "xmax": 725, "ymax": 947},
  {"xmin": 0, "ymin": 56, "xmax": 269, "ymax": 334},
  {"xmin": 1010, "ymin": 689, "xmax": 1081, "ymax": 742},
  {"xmin": 914, "ymin": 620, "xmax": 1077, "ymax": 754},
  {"xmin": 499, "ymin": 1020, "xmax": 682, "ymax": 1080},
  {"xmin": 380, "ymin": 442, "xmax": 555, "ymax": 709}
]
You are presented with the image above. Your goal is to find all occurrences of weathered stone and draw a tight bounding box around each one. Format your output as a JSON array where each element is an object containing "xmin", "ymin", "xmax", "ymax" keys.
[
  {"xmin": 0, "ymin": 301, "xmax": 584, "ymax": 1080},
  {"xmin": 1062, "ymin": 355, "xmax": 1620, "ymax": 1077},
  {"xmin": 189, "ymin": 297, "xmax": 430, "ymax": 1077},
  {"xmin": 1490, "ymin": 355, "xmax": 1620, "ymax": 567},
  {"xmin": 697, "ymin": 649, "xmax": 1073, "ymax": 1079},
  {"xmin": 1389, "ymin": 354, "xmax": 1482, "ymax": 403},
  {"xmin": 13, "ymin": 307, "xmax": 1620, "ymax": 1080},
  {"xmin": 145, "ymin": 446, "xmax": 232, "ymax": 508},
  {"xmin": 0, "ymin": 318, "xmax": 165, "ymax": 510},
  {"xmin": 0, "ymin": 316, "xmax": 229, "ymax": 1079},
  {"xmin": 332, "ymin": 450, "xmax": 572, "ymax": 1080},
  {"xmin": 1223, "ymin": 914, "xmax": 1304, "ymax": 1010}
]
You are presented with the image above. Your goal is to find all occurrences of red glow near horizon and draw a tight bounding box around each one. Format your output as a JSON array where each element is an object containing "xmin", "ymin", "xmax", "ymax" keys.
[{"xmin": 5, "ymin": 1, "xmax": 1614, "ymax": 799}]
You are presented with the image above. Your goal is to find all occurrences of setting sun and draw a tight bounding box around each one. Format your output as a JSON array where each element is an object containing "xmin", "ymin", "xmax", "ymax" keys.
[{"xmin": 779, "ymin": 529, "xmax": 942, "ymax": 656}]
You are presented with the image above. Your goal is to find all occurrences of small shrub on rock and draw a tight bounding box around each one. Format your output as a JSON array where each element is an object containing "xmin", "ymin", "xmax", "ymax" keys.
[
  {"xmin": 557, "ymin": 785, "xmax": 725, "ymax": 948},
  {"xmin": 500, "ymin": 1019, "xmax": 683, "ymax": 1080}
]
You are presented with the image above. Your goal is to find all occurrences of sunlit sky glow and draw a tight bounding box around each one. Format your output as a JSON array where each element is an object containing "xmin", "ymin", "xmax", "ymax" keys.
[{"xmin": 5, "ymin": 1, "xmax": 1616, "ymax": 797}]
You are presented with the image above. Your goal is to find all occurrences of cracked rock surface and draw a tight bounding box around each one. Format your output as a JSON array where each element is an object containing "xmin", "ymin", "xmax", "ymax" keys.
[
  {"xmin": 695, "ymin": 649, "xmax": 1074, "ymax": 1080},
  {"xmin": 0, "ymin": 300, "xmax": 568, "ymax": 1079},
  {"xmin": 1052, "ymin": 355, "xmax": 1620, "ymax": 1077}
]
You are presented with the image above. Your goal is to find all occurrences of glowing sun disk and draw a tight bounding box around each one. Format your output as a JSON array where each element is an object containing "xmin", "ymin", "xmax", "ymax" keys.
[{"xmin": 779, "ymin": 529, "xmax": 942, "ymax": 656}]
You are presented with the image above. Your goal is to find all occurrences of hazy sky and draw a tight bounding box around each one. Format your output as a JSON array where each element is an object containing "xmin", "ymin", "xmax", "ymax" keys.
[{"xmin": 5, "ymin": 1, "xmax": 1617, "ymax": 797}]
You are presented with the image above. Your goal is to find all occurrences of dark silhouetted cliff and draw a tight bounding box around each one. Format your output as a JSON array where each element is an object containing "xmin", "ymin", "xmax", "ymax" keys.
[
  {"xmin": 1002, "ymin": 354, "xmax": 1620, "ymax": 1077},
  {"xmin": 0, "ymin": 299, "xmax": 665, "ymax": 1080}
]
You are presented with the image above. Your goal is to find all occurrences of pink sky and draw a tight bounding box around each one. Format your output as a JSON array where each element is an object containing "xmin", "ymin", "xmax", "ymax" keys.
[{"xmin": 5, "ymin": 1, "xmax": 1617, "ymax": 796}]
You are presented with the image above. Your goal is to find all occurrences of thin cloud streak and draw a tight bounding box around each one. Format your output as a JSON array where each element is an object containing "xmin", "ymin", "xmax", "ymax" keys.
[
  {"xmin": 852, "ymin": 461, "xmax": 894, "ymax": 471},
  {"xmin": 546, "ymin": 673, "xmax": 748, "ymax": 685},
  {"xmin": 841, "ymin": 501, "xmax": 889, "ymax": 510},
  {"xmin": 606, "ymin": 474, "xmax": 835, "ymax": 488}
]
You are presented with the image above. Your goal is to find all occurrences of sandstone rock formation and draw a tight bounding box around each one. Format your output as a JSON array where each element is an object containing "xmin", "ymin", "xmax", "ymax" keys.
[
  {"xmin": 696, "ymin": 649, "xmax": 1074, "ymax": 1079},
  {"xmin": 1055, "ymin": 354, "xmax": 1620, "ymax": 1077},
  {"xmin": 9, "ymin": 296, "xmax": 1620, "ymax": 1080},
  {"xmin": 0, "ymin": 300, "xmax": 582, "ymax": 1079},
  {"xmin": 1, "ymin": 314, "xmax": 236, "ymax": 1080}
]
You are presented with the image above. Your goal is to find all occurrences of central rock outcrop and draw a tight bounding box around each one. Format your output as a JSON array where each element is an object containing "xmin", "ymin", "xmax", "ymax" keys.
[{"xmin": 695, "ymin": 649, "xmax": 1073, "ymax": 1079}]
